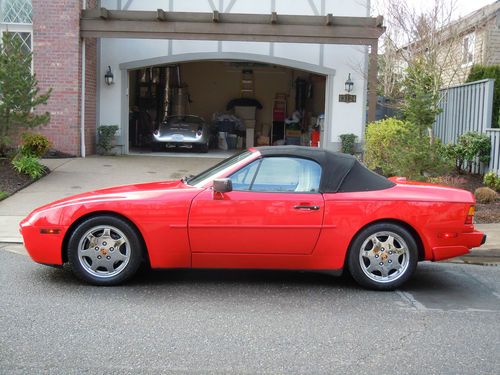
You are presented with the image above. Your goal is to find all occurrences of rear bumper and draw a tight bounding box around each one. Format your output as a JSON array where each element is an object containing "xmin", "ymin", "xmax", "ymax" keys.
[
  {"xmin": 481, "ymin": 234, "xmax": 487, "ymax": 245},
  {"xmin": 432, "ymin": 230, "xmax": 486, "ymax": 261}
]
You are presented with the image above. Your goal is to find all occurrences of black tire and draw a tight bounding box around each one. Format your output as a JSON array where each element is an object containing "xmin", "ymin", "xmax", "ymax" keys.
[
  {"xmin": 199, "ymin": 142, "xmax": 209, "ymax": 153},
  {"xmin": 151, "ymin": 142, "xmax": 163, "ymax": 152},
  {"xmin": 67, "ymin": 215, "xmax": 144, "ymax": 286},
  {"xmin": 347, "ymin": 223, "xmax": 418, "ymax": 291}
]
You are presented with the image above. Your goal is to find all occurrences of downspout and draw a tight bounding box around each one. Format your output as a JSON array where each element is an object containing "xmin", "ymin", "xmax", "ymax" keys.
[{"xmin": 80, "ymin": 0, "xmax": 86, "ymax": 157}]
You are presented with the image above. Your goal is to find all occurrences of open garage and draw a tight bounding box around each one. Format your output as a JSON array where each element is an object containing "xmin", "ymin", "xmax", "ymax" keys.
[{"xmin": 127, "ymin": 60, "xmax": 326, "ymax": 154}]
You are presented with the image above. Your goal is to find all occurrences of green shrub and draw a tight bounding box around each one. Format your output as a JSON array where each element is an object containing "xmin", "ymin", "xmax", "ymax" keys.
[
  {"xmin": 339, "ymin": 133, "xmax": 357, "ymax": 155},
  {"xmin": 364, "ymin": 118, "xmax": 452, "ymax": 179},
  {"xmin": 97, "ymin": 125, "xmax": 119, "ymax": 155},
  {"xmin": 12, "ymin": 155, "xmax": 45, "ymax": 179},
  {"xmin": 0, "ymin": 191, "xmax": 8, "ymax": 201},
  {"xmin": 484, "ymin": 171, "xmax": 500, "ymax": 191},
  {"xmin": 484, "ymin": 171, "xmax": 497, "ymax": 189},
  {"xmin": 444, "ymin": 132, "xmax": 491, "ymax": 174},
  {"xmin": 19, "ymin": 133, "xmax": 52, "ymax": 157}
]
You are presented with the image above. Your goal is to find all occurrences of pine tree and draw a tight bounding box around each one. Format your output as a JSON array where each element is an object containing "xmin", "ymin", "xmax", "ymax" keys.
[{"xmin": 0, "ymin": 33, "xmax": 51, "ymax": 154}]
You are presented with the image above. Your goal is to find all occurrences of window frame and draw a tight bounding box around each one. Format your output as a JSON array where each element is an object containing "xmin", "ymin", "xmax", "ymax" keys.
[
  {"xmin": 0, "ymin": 0, "xmax": 33, "ymax": 25},
  {"xmin": 0, "ymin": 0, "xmax": 33, "ymax": 71},
  {"xmin": 229, "ymin": 156, "xmax": 322, "ymax": 194},
  {"xmin": 461, "ymin": 32, "xmax": 475, "ymax": 68}
]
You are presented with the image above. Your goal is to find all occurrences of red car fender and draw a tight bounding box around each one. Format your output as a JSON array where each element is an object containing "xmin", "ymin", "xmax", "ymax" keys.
[{"xmin": 58, "ymin": 187, "xmax": 200, "ymax": 268}]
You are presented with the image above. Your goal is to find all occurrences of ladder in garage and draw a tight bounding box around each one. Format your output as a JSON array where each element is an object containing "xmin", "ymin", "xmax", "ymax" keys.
[{"xmin": 240, "ymin": 69, "xmax": 255, "ymax": 97}]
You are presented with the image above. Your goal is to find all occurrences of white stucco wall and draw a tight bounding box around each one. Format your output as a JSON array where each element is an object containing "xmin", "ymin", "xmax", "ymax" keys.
[{"xmin": 99, "ymin": 0, "xmax": 370, "ymax": 151}]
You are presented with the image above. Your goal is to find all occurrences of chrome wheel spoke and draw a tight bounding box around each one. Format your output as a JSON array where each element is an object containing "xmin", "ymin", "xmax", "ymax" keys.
[
  {"xmin": 87, "ymin": 234, "xmax": 97, "ymax": 248},
  {"xmin": 80, "ymin": 248, "xmax": 94, "ymax": 257},
  {"xmin": 380, "ymin": 266, "xmax": 389, "ymax": 278},
  {"xmin": 105, "ymin": 262, "xmax": 116, "ymax": 273},
  {"xmin": 77, "ymin": 225, "xmax": 131, "ymax": 279},
  {"xmin": 366, "ymin": 262, "xmax": 380, "ymax": 274},
  {"xmin": 359, "ymin": 231, "xmax": 410, "ymax": 284},
  {"xmin": 114, "ymin": 238, "xmax": 125, "ymax": 249},
  {"xmin": 113, "ymin": 251, "xmax": 127, "ymax": 262},
  {"xmin": 394, "ymin": 246, "xmax": 407, "ymax": 255},
  {"xmin": 90, "ymin": 260, "xmax": 101, "ymax": 271},
  {"xmin": 389, "ymin": 253, "xmax": 402, "ymax": 267}
]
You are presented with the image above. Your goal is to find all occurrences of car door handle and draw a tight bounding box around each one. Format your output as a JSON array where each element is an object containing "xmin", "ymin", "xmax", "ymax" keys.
[{"xmin": 293, "ymin": 205, "xmax": 320, "ymax": 210}]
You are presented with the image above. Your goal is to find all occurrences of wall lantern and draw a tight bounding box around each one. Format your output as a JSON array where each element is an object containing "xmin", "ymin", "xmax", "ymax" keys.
[
  {"xmin": 104, "ymin": 66, "xmax": 114, "ymax": 85},
  {"xmin": 345, "ymin": 73, "xmax": 354, "ymax": 93}
]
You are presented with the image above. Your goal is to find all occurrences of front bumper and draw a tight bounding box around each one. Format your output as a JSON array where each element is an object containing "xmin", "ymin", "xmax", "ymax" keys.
[
  {"xmin": 20, "ymin": 220, "xmax": 65, "ymax": 266},
  {"xmin": 153, "ymin": 133, "xmax": 207, "ymax": 145}
]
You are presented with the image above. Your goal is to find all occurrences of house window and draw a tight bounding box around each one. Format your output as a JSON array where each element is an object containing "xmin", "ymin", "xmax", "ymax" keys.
[
  {"xmin": 0, "ymin": 0, "xmax": 33, "ymax": 65},
  {"xmin": 0, "ymin": 0, "xmax": 32, "ymax": 24},
  {"xmin": 462, "ymin": 33, "xmax": 475, "ymax": 67}
]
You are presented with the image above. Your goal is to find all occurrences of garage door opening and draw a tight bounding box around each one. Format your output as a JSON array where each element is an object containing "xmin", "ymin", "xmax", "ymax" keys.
[{"xmin": 128, "ymin": 60, "xmax": 326, "ymax": 155}]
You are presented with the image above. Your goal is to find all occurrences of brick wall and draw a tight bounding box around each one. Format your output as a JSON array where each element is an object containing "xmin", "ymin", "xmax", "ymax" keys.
[
  {"xmin": 85, "ymin": 37, "xmax": 97, "ymax": 155},
  {"xmin": 32, "ymin": 0, "xmax": 81, "ymax": 155},
  {"xmin": 32, "ymin": 0, "xmax": 97, "ymax": 156}
]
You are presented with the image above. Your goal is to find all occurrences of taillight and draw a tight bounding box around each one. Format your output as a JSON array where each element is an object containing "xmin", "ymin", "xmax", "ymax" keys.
[{"xmin": 465, "ymin": 205, "xmax": 475, "ymax": 224}]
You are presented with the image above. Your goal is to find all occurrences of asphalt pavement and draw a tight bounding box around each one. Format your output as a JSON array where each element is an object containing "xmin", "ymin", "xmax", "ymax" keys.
[
  {"xmin": 0, "ymin": 247, "xmax": 499, "ymax": 374},
  {"xmin": 1, "ymin": 155, "xmax": 499, "ymax": 374}
]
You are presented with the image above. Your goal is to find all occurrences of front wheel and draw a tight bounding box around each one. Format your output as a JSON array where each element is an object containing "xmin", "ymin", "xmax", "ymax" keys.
[
  {"xmin": 347, "ymin": 223, "xmax": 418, "ymax": 291},
  {"xmin": 67, "ymin": 215, "xmax": 144, "ymax": 286}
]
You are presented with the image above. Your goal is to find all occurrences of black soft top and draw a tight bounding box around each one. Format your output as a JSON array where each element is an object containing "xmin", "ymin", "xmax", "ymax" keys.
[{"xmin": 255, "ymin": 146, "xmax": 395, "ymax": 193}]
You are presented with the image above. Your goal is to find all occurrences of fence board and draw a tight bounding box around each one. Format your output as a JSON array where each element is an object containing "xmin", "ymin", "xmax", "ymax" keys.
[{"xmin": 434, "ymin": 79, "xmax": 498, "ymax": 174}]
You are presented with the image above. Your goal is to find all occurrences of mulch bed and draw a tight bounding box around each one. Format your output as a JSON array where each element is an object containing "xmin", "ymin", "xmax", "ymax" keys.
[
  {"xmin": 0, "ymin": 158, "xmax": 48, "ymax": 200},
  {"xmin": 0, "ymin": 148, "xmax": 72, "ymax": 200}
]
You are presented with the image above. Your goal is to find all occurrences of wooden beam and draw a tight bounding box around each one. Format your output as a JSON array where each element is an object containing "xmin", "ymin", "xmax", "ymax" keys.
[
  {"xmin": 367, "ymin": 41, "xmax": 379, "ymax": 124},
  {"xmin": 212, "ymin": 10, "xmax": 220, "ymax": 23},
  {"xmin": 325, "ymin": 13, "xmax": 333, "ymax": 26},
  {"xmin": 82, "ymin": 10, "xmax": 383, "ymax": 28},
  {"xmin": 271, "ymin": 12, "xmax": 278, "ymax": 24},
  {"xmin": 80, "ymin": 21, "xmax": 384, "ymax": 42},
  {"xmin": 375, "ymin": 15, "xmax": 383, "ymax": 27},
  {"xmin": 80, "ymin": 10, "xmax": 385, "ymax": 44},
  {"xmin": 157, "ymin": 9, "xmax": 167, "ymax": 22},
  {"xmin": 99, "ymin": 7, "xmax": 109, "ymax": 20}
]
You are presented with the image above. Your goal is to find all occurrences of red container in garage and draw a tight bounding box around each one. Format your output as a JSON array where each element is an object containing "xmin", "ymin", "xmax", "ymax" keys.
[{"xmin": 311, "ymin": 130, "xmax": 320, "ymax": 147}]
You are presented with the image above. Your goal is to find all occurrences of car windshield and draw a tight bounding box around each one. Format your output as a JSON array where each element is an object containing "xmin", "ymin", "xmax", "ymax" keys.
[{"xmin": 186, "ymin": 150, "xmax": 253, "ymax": 186}]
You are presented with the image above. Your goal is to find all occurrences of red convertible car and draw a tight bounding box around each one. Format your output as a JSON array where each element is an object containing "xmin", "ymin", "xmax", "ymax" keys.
[{"xmin": 20, "ymin": 146, "xmax": 486, "ymax": 290}]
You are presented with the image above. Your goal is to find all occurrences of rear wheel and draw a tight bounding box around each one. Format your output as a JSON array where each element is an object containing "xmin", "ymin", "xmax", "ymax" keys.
[
  {"xmin": 347, "ymin": 223, "xmax": 418, "ymax": 291},
  {"xmin": 67, "ymin": 215, "xmax": 143, "ymax": 286}
]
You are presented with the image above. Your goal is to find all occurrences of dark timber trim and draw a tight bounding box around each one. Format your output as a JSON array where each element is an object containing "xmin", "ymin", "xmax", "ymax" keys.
[{"xmin": 80, "ymin": 9, "xmax": 384, "ymax": 123}]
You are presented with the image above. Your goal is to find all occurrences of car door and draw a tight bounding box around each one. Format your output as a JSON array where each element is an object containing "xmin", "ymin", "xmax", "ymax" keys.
[{"xmin": 188, "ymin": 156, "xmax": 324, "ymax": 255}]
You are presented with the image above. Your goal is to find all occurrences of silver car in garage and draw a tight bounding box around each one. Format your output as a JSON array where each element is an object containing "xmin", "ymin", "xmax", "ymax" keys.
[{"xmin": 152, "ymin": 115, "xmax": 210, "ymax": 152}]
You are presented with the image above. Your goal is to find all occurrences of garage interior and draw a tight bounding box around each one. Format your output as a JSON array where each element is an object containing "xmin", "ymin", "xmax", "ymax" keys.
[{"xmin": 128, "ymin": 60, "xmax": 326, "ymax": 154}]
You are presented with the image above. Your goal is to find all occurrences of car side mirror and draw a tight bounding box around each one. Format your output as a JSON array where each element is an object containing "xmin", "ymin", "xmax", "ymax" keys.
[{"xmin": 213, "ymin": 178, "xmax": 233, "ymax": 193}]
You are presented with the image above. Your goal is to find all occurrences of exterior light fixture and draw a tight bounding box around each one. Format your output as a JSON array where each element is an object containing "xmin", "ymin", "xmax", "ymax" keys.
[
  {"xmin": 104, "ymin": 66, "xmax": 114, "ymax": 85},
  {"xmin": 345, "ymin": 73, "xmax": 354, "ymax": 93}
]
